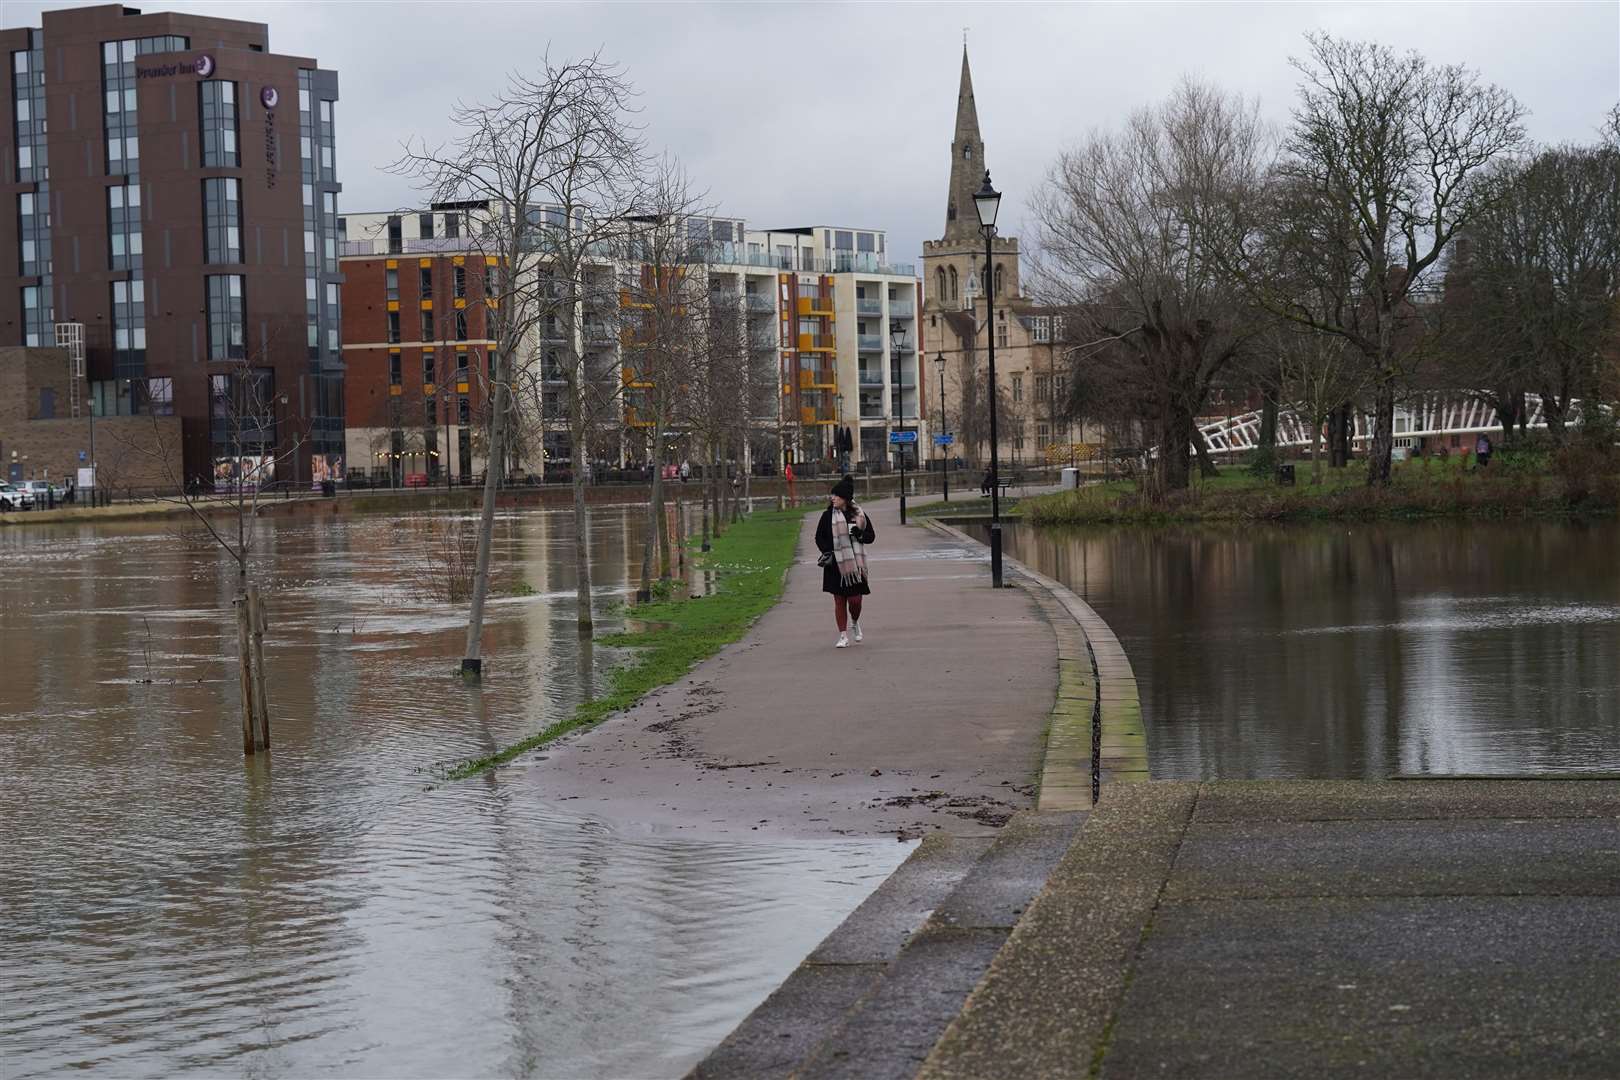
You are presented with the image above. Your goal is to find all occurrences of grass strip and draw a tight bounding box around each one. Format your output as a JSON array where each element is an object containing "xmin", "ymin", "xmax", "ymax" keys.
[{"xmin": 444, "ymin": 507, "xmax": 812, "ymax": 780}]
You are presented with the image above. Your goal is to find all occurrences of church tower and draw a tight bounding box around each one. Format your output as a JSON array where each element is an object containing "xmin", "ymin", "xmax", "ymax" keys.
[{"xmin": 922, "ymin": 48, "xmax": 1022, "ymax": 322}]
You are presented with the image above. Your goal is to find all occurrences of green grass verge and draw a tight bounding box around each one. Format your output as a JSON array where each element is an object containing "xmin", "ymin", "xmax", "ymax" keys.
[
  {"xmin": 443, "ymin": 507, "xmax": 813, "ymax": 780},
  {"xmin": 908, "ymin": 496, "xmax": 1025, "ymax": 518},
  {"xmin": 1025, "ymin": 456, "xmax": 1619, "ymax": 526}
]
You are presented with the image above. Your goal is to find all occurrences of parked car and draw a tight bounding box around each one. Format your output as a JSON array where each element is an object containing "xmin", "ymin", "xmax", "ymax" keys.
[
  {"xmin": 15, "ymin": 480, "xmax": 59, "ymax": 504},
  {"xmin": 0, "ymin": 481, "xmax": 34, "ymax": 511}
]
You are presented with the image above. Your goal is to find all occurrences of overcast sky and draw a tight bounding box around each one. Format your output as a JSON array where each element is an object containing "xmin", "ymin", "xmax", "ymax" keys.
[{"xmin": 9, "ymin": 1, "xmax": 1618, "ymax": 264}]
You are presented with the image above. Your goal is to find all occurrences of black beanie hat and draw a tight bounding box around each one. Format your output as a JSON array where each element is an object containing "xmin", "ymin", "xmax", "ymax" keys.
[{"xmin": 831, "ymin": 475, "xmax": 855, "ymax": 502}]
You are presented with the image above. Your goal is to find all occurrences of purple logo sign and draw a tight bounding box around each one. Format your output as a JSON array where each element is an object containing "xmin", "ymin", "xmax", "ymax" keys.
[
  {"xmin": 195, "ymin": 54, "xmax": 214, "ymax": 77},
  {"xmin": 261, "ymin": 86, "xmax": 279, "ymax": 109}
]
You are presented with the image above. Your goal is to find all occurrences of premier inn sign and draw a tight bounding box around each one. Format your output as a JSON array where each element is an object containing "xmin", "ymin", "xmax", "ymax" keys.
[{"xmin": 136, "ymin": 54, "xmax": 214, "ymax": 79}]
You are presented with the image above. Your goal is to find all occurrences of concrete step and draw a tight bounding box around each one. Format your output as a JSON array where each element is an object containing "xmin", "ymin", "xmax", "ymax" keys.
[{"xmin": 687, "ymin": 810, "xmax": 1087, "ymax": 1080}]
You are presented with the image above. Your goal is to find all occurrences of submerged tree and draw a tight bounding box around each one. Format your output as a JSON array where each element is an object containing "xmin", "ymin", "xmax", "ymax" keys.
[{"xmin": 392, "ymin": 52, "xmax": 649, "ymax": 671}]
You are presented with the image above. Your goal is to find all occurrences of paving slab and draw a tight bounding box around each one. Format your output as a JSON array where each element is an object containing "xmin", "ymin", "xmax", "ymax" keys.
[
  {"xmin": 1194, "ymin": 779, "xmax": 1620, "ymax": 823},
  {"xmin": 1104, "ymin": 895, "xmax": 1620, "ymax": 1080},
  {"xmin": 1169, "ymin": 818, "xmax": 1620, "ymax": 899}
]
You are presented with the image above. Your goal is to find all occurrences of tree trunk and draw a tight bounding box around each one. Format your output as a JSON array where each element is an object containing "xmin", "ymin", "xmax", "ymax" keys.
[
  {"xmin": 248, "ymin": 586, "xmax": 270, "ymax": 750},
  {"xmin": 700, "ymin": 455, "xmax": 712, "ymax": 552},
  {"xmin": 462, "ymin": 377, "xmax": 506, "ymax": 677},
  {"xmin": 1366, "ymin": 376, "xmax": 1396, "ymax": 487},
  {"xmin": 1310, "ymin": 426, "xmax": 1324, "ymax": 485},
  {"xmin": 710, "ymin": 450, "xmax": 725, "ymax": 538},
  {"xmin": 570, "ymin": 415, "xmax": 594, "ymax": 637},
  {"xmin": 1193, "ymin": 425, "xmax": 1220, "ymax": 479},
  {"xmin": 236, "ymin": 591, "xmax": 256, "ymax": 754},
  {"xmin": 1155, "ymin": 412, "xmax": 1192, "ymax": 498}
]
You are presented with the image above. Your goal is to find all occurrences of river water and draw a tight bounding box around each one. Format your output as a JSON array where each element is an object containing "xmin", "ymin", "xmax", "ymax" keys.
[
  {"xmin": 0, "ymin": 506, "xmax": 906, "ymax": 1079},
  {"xmin": 998, "ymin": 519, "xmax": 1620, "ymax": 779}
]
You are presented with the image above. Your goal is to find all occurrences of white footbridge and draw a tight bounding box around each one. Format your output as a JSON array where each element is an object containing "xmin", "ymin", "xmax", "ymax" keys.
[{"xmin": 1199, "ymin": 394, "xmax": 1585, "ymax": 455}]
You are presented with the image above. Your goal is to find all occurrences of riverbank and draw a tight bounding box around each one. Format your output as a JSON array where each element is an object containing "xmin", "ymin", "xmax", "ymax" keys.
[
  {"xmin": 1026, "ymin": 457, "xmax": 1620, "ymax": 526},
  {"xmin": 445, "ymin": 507, "xmax": 811, "ymax": 779}
]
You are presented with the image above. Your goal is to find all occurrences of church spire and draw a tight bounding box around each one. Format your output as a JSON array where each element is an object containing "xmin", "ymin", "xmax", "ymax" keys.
[{"xmin": 943, "ymin": 46, "xmax": 986, "ymax": 243}]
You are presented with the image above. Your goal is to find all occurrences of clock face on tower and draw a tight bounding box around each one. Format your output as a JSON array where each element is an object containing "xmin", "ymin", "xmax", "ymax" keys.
[{"xmin": 261, "ymin": 86, "xmax": 279, "ymax": 108}]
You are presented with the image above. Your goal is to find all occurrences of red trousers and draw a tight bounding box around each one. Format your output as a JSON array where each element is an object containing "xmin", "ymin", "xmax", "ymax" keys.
[{"xmin": 833, "ymin": 594, "xmax": 864, "ymax": 631}]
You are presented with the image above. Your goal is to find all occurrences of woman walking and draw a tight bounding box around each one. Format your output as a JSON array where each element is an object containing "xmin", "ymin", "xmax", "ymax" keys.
[{"xmin": 815, "ymin": 475, "xmax": 876, "ymax": 649}]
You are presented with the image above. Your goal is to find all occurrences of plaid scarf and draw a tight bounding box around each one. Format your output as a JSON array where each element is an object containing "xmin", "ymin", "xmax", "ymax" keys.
[{"xmin": 831, "ymin": 504, "xmax": 868, "ymax": 587}]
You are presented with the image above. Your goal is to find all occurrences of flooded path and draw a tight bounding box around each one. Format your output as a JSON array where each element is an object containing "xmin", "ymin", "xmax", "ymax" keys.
[{"xmin": 0, "ymin": 507, "xmax": 907, "ymax": 1078}]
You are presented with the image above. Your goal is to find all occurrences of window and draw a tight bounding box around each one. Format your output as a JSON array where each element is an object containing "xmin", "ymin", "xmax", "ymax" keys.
[
  {"xmin": 1031, "ymin": 316, "xmax": 1051, "ymax": 343},
  {"xmin": 445, "ymin": 212, "xmax": 460, "ymax": 239},
  {"xmin": 996, "ymin": 320, "xmax": 1008, "ymax": 349},
  {"xmin": 111, "ymin": 278, "xmax": 147, "ymax": 354},
  {"xmin": 948, "ymin": 266, "xmax": 958, "ymax": 302},
  {"xmin": 1037, "ymin": 423, "xmax": 1052, "ymax": 451},
  {"xmin": 455, "ymin": 310, "xmax": 468, "ymax": 341},
  {"xmin": 420, "ymin": 309, "xmax": 434, "ymax": 342},
  {"xmin": 1012, "ymin": 374, "xmax": 1023, "ymax": 403},
  {"xmin": 389, "ymin": 352, "xmax": 402, "ymax": 385},
  {"xmin": 419, "ymin": 212, "xmax": 434, "ymax": 240},
  {"xmin": 199, "ymin": 80, "xmax": 239, "ymax": 166},
  {"xmin": 21, "ymin": 284, "xmax": 51, "ymax": 347},
  {"xmin": 423, "ymin": 349, "xmax": 437, "ymax": 384},
  {"xmin": 994, "ymin": 265, "xmax": 1004, "ymax": 297},
  {"xmin": 386, "ymin": 310, "xmax": 400, "ymax": 344},
  {"xmin": 386, "ymin": 215, "xmax": 402, "ymax": 253},
  {"xmin": 17, "ymin": 191, "xmax": 49, "ymax": 276},
  {"xmin": 205, "ymin": 274, "xmax": 245, "ymax": 360},
  {"xmin": 935, "ymin": 267, "xmax": 946, "ymax": 304},
  {"xmin": 107, "ymin": 183, "xmax": 143, "ymax": 271},
  {"xmin": 453, "ymin": 265, "xmax": 466, "ymax": 299},
  {"xmin": 419, "ymin": 265, "xmax": 433, "ymax": 299},
  {"xmin": 202, "ymin": 178, "xmax": 242, "ymax": 263},
  {"xmin": 1055, "ymin": 375, "xmax": 1067, "ymax": 403},
  {"xmin": 1036, "ymin": 375, "xmax": 1051, "ymax": 402},
  {"xmin": 963, "ymin": 143, "xmax": 973, "ymax": 160},
  {"xmin": 385, "ymin": 268, "xmax": 399, "ymax": 301},
  {"xmin": 146, "ymin": 377, "xmax": 174, "ymax": 416}
]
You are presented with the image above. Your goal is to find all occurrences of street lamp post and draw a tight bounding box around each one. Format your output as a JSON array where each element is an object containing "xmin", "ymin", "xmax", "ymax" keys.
[
  {"xmin": 974, "ymin": 170, "xmax": 1004, "ymax": 587},
  {"xmin": 935, "ymin": 351, "xmax": 949, "ymax": 502},
  {"xmin": 891, "ymin": 322, "xmax": 909, "ymax": 524}
]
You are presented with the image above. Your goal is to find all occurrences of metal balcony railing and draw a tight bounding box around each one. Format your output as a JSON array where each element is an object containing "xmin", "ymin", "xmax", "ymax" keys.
[
  {"xmin": 858, "ymin": 370, "xmax": 884, "ymax": 386},
  {"xmin": 858, "ymin": 334, "xmax": 883, "ymax": 352},
  {"xmin": 856, "ymin": 298, "xmax": 882, "ymax": 316},
  {"xmin": 888, "ymin": 300, "xmax": 915, "ymax": 318}
]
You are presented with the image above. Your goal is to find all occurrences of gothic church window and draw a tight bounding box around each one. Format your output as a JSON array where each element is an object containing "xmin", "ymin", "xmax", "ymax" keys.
[
  {"xmin": 948, "ymin": 266, "xmax": 959, "ymax": 302},
  {"xmin": 936, "ymin": 267, "xmax": 947, "ymax": 302},
  {"xmin": 994, "ymin": 264, "xmax": 1004, "ymax": 297}
]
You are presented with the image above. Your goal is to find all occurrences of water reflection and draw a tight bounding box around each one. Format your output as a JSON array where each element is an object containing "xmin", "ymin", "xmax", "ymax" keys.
[
  {"xmin": 997, "ymin": 520, "xmax": 1620, "ymax": 779},
  {"xmin": 0, "ymin": 507, "xmax": 907, "ymax": 1078}
]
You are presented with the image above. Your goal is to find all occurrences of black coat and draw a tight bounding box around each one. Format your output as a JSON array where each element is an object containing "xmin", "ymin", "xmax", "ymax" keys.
[{"xmin": 815, "ymin": 504, "xmax": 876, "ymax": 596}]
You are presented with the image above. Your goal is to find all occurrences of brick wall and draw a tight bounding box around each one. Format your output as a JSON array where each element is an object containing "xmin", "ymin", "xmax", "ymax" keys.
[{"xmin": 0, "ymin": 347, "xmax": 182, "ymax": 490}]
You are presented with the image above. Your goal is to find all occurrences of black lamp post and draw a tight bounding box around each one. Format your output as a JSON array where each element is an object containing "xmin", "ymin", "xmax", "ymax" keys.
[
  {"xmin": 935, "ymin": 351, "xmax": 949, "ymax": 502},
  {"xmin": 974, "ymin": 170, "xmax": 1004, "ymax": 587},
  {"xmin": 891, "ymin": 321, "xmax": 909, "ymax": 524}
]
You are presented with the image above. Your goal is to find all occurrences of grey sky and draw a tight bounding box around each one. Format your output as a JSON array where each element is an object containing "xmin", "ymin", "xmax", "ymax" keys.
[{"xmin": 9, "ymin": 1, "xmax": 1618, "ymax": 266}]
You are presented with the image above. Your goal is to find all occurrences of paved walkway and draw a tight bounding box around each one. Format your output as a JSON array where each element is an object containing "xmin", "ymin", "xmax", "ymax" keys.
[
  {"xmin": 516, "ymin": 496, "xmax": 1057, "ymax": 839},
  {"xmin": 921, "ymin": 779, "xmax": 1620, "ymax": 1080}
]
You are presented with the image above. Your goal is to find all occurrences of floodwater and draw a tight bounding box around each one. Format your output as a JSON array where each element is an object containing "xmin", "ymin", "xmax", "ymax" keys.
[
  {"xmin": 998, "ymin": 519, "xmax": 1620, "ymax": 779},
  {"xmin": 0, "ymin": 505, "xmax": 906, "ymax": 1079}
]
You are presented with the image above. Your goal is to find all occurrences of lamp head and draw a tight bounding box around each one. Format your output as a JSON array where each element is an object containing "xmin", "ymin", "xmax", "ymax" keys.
[{"xmin": 973, "ymin": 170, "xmax": 1001, "ymax": 230}]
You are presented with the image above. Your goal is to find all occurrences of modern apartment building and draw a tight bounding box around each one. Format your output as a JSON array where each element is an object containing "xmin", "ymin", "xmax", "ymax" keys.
[
  {"xmin": 1, "ymin": 5, "xmax": 343, "ymax": 487},
  {"xmin": 337, "ymin": 205, "xmax": 499, "ymax": 484},
  {"xmin": 335, "ymin": 205, "xmax": 922, "ymax": 480}
]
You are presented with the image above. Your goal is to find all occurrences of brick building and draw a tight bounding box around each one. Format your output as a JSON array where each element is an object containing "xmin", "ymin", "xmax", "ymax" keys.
[
  {"xmin": 0, "ymin": 345, "xmax": 180, "ymax": 489},
  {"xmin": 1, "ymin": 5, "xmax": 342, "ymax": 488},
  {"xmin": 337, "ymin": 205, "xmax": 497, "ymax": 485}
]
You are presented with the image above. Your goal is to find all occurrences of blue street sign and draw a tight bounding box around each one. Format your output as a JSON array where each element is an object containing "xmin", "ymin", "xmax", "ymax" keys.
[
  {"xmin": 889, "ymin": 430, "xmax": 918, "ymax": 444},
  {"xmin": 79, "ymin": 451, "xmax": 87, "ymax": 462},
  {"xmin": 934, "ymin": 434, "xmax": 955, "ymax": 446}
]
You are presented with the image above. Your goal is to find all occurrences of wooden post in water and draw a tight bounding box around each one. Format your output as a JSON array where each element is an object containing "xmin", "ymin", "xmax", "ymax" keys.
[
  {"xmin": 236, "ymin": 594, "xmax": 256, "ymax": 755},
  {"xmin": 248, "ymin": 586, "xmax": 270, "ymax": 750}
]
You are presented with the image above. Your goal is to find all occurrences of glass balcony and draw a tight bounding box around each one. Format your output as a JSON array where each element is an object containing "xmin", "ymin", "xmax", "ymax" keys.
[
  {"xmin": 858, "ymin": 370, "xmax": 884, "ymax": 386},
  {"xmin": 856, "ymin": 298, "xmax": 882, "ymax": 316},
  {"xmin": 745, "ymin": 293, "xmax": 774, "ymax": 312},
  {"xmin": 858, "ymin": 334, "xmax": 883, "ymax": 352},
  {"xmin": 888, "ymin": 300, "xmax": 915, "ymax": 318}
]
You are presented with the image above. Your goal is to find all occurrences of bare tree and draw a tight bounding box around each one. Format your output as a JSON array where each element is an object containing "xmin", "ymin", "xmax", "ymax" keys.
[
  {"xmin": 125, "ymin": 356, "xmax": 304, "ymax": 754},
  {"xmin": 1440, "ymin": 142, "xmax": 1620, "ymax": 444},
  {"xmin": 392, "ymin": 52, "xmax": 649, "ymax": 671},
  {"xmin": 1032, "ymin": 79, "xmax": 1267, "ymax": 498},
  {"xmin": 1271, "ymin": 322, "xmax": 1369, "ymax": 482},
  {"xmin": 1220, "ymin": 35, "xmax": 1528, "ymax": 486}
]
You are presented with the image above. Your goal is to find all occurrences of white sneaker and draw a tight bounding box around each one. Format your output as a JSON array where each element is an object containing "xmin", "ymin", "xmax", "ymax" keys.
[
  {"xmin": 852, "ymin": 621, "xmax": 863, "ymax": 643},
  {"xmin": 836, "ymin": 633, "xmax": 850, "ymax": 649}
]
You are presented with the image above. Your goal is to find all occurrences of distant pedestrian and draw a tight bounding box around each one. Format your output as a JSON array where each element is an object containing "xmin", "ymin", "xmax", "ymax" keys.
[
  {"xmin": 784, "ymin": 462, "xmax": 797, "ymax": 506},
  {"xmin": 1475, "ymin": 433, "xmax": 1492, "ymax": 469},
  {"xmin": 679, "ymin": 460, "xmax": 690, "ymax": 483},
  {"xmin": 815, "ymin": 475, "xmax": 876, "ymax": 649},
  {"xmin": 980, "ymin": 468, "xmax": 993, "ymax": 496}
]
